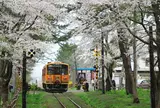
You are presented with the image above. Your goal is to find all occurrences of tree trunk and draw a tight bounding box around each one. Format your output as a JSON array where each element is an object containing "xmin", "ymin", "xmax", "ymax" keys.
[
  {"xmin": 152, "ymin": 2, "xmax": 160, "ymax": 108},
  {"xmin": 105, "ymin": 62, "xmax": 114, "ymax": 91},
  {"xmin": 117, "ymin": 27, "xmax": 139, "ymax": 103},
  {"xmin": 0, "ymin": 59, "xmax": 12, "ymax": 107},
  {"xmin": 123, "ymin": 56, "xmax": 133, "ymax": 94},
  {"xmin": 155, "ymin": 41, "xmax": 160, "ymax": 108},
  {"xmin": 106, "ymin": 77, "xmax": 111, "ymax": 91},
  {"xmin": 1, "ymin": 83, "xmax": 8, "ymax": 107},
  {"xmin": 117, "ymin": 28, "xmax": 132, "ymax": 94},
  {"xmin": 105, "ymin": 67, "xmax": 112, "ymax": 91}
]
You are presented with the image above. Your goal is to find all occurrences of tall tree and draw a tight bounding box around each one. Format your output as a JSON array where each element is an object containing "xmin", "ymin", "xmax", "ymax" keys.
[
  {"xmin": 55, "ymin": 43, "xmax": 77, "ymax": 84},
  {"xmin": 151, "ymin": 1, "xmax": 160, "ymax": 108},
  {"xmin": 0, "ymin": 59, "xmax": 12, "ymax": 107},
  {"xmin": 0, "ymin": 1, "xmax": 69, "ymax": 106},
  {"xmin": 117, "ymin": 25, "xmax": 139, "ymax": 103},
  {"xmin": 119, "ymin": 1, "xmax": 160, "ymax": 106}
]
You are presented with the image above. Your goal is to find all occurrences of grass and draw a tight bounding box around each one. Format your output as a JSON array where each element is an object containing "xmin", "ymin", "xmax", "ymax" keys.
[
  {"xmin": 16, "ymin": 89, "xmax": 150, "ymax": 108},
  {"xmin": 74, "ymin": 89, "xmax": 150, "ymax": 108},
  {"xmin": 16, "ymin": 91, "xmax": 61, "ymax": 108}
]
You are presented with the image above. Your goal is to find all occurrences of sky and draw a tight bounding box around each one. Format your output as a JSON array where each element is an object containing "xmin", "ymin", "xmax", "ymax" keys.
[
  {"xmin": 30, "ymin": 35, "xmax": 82, "ymax": 83},
  {"xmin": 31, "ymin": 43, "xmax": 60, "ymax": 83}
]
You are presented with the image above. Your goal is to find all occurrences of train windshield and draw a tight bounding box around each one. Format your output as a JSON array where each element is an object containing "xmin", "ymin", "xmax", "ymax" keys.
[{"xmin": 47, "ymin": 64, "xmax": 68, "ymax": 75}]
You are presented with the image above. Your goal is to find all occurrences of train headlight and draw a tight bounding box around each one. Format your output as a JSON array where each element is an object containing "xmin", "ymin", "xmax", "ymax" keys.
[
  {"xmin": 47, "ymin": 77, "xmax": 51, "ymax": 80},
  {"xmin": 63, "ymin": 77, "xmax": 67, "ymax": 80}
]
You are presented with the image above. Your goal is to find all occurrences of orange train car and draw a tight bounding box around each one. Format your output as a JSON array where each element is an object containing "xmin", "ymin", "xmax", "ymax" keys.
[{"xmin": 42, "ymin": 61, "xmax": 70, "ymax": 93}]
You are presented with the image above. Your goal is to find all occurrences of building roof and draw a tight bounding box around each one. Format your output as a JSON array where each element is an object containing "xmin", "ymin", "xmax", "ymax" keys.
[{"xmin": 77, "ymin": 68, "xmax": 95, "ymax": 71}]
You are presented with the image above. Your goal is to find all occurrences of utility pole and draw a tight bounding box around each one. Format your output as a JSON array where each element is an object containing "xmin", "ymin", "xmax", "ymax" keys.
[
  {"xmin": 74, "ymin": 50, "xmax": 78, "ymax": 84},
  {"xmin": 101, "ymin": 31, "xmax": 105, "ymax": 94},
  {"xmin": 22, "ymin": 50, "xmax": 35, "ymax": 108},
  {"xmin": 149, "ymin": 26, "xmax": 156, "ymax": 108}
]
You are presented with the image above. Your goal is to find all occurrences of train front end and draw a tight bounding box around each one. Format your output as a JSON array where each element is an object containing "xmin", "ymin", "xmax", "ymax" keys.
[{"xmin": 42, "ymin": 62, "xmax": 69, "ymax": 93}]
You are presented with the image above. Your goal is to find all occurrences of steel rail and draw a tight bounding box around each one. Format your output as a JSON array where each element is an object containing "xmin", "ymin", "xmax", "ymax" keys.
[
  {"xmin": 53, "ymin": 93, "xmax": 81, "ymax": 108},
  {"xmin": 53, "ymin": 93, "xmax": 66, "ymax": 108},
  {"xmin": 62, "ymin": 93, "xmax": 81, "ymax": 108},
  {"xmin": 66, "ymin": 96, "xmax": 81, "ymax": 108}
]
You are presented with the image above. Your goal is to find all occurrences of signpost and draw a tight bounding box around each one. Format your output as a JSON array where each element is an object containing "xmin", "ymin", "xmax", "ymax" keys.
[
  {"xmin": 22, "ymin": 51, "xmax": 27, "ymax": 108},
  {"xmin": 22, "ymin": 50, "xmax": 35, "ymax": 108}
]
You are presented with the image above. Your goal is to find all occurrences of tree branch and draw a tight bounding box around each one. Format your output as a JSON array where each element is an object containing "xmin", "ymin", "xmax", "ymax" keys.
[
  {"xmin": 154, "ymin": 59, "xmax": 158, "ymax": 67},
  {"xmin": 113, "ymin": 55, "xmax": 122, "ymax": 60},
  {"xmin": 137, "ymin": 3, "xmax": 150, "ymax": 36},
  {"xmin": 123, "ymin": 21, "xmax": 149, "ymax": 45},
  {"xmin": 11, "ymin": 14, "xmax": 26, "ymax": 32},
  {"xmin": 23, "ymin": 15, "xmax": 38, "ymax": 31}
]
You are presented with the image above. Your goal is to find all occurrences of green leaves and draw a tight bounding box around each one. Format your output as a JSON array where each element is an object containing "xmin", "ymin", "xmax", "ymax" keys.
[
  {"xmin": 29, "ymin": 34, "xmax": 46, "ymax": 41},
  {"xmin": 56, "ymin": 43, "xmax": 77, "ymax": 65},
  {"xmin": 52, "ymin": 33, "xmax": 72, "ymax": 43}
]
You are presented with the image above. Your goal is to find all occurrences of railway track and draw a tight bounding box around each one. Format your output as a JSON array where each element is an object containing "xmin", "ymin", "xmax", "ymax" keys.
[{"xmin": 53, "ymin": 93, "xmax": 81, "ymax": 108}]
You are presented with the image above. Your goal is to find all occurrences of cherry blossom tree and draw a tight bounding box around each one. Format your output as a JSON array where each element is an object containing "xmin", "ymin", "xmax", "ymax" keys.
[
  {"xmin": 1, "ymin": 0, "xmax": 160, "ymax": 107},
  {"xmin": 72, "ymin": 0, "xmax": 160, "ymax": 106},
  {"xmin": 0, "ymin": 0, "xmax": 71, "ymax": 106},
  {"xmin": 67, "ymin": 0, "xmax": 144, "ymax": 103}
]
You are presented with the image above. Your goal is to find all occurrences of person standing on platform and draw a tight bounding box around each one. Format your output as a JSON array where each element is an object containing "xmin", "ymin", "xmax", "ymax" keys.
[
  {"xmin": 83, "ymin": 79, "xmax": 89, "ymax": 92},
  {"xmin": 85, "ymin": 80, "xmax": 89, "ymax": 92},
  {"xmin": 82, "ymin": 79, "xmax": 86, "ymax": 91},
  {"xmin": 91, "ymin": 78, "xmax": 95, "ymax": 90},
  {"xmin": 94, "ymin": 78, "xmax": 98, "ymax": 89}
]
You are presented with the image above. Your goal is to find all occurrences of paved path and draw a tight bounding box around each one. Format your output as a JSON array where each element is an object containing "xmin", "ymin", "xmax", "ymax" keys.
[{"xmin": 68, "ymin": 83, "xmax": 95, "ymax": 93}]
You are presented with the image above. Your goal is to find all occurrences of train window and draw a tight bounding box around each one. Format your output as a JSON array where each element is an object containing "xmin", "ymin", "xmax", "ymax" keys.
[
  {"xmin": 61, "ymin": 65, "xmax": 68, "ymax": 75},
  {"xmin": 47, "ymin": 64, "xmax": 68, "ymax": 75}
]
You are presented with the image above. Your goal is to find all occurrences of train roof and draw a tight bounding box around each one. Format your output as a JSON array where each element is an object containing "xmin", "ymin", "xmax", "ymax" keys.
[{"xmin": 43, "ymin": 61, "xmax": 69, "ymax": 68}]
